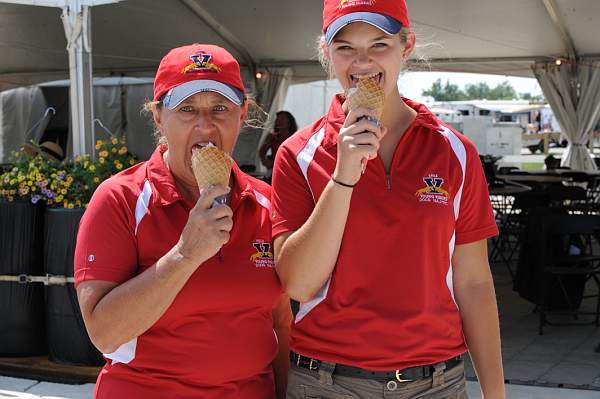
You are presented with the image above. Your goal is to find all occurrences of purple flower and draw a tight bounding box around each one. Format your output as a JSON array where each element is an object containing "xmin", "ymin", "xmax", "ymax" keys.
[
  {"xmin": 57, "ymin": 172, "xmax": 65, "ymax": 180},
  {"xmin": 31, "ymin": 195, "xmax": 41, "ymax": 204}
]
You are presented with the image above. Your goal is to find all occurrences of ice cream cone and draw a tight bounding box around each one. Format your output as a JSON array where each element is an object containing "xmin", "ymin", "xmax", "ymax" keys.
[
  {"xmin": 191, "ymin": 144, "xmax": 233, "ymax": 191},
  {"xmin": 345, "ymin": 76, "xmax": 385, "ymax": 120}
]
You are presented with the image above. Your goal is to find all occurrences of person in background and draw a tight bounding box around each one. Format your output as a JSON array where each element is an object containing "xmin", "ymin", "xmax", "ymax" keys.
[
  {"xmin": 259, "ymin": 111, "xmax": 298, "ymax": 172},
  {"xmin": 74, "ymin": 43, "xmax": 291, "ymax": 399},
  {"xmin": 271, "ymin": 0, "xmax": 505, "ymax": 398}
]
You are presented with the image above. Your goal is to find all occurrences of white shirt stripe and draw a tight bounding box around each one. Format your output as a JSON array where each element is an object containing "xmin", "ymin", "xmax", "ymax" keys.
[
  {"xmin": 104, "ymin": 337, "xmax": 137, "ymax": 365},
  {"xmin": 253, "ymin": 189, "xmax": 271, "ymax": 211},
  {"xmin": 293, "ymin": 127, "xmax": 330, "ymax": 321},
  {"xmin": 440, "ymin": 127, "xmax": 467, "ymax": 305},
  {"xmin": 134, "ymin": 180, "xmax": 152, "ymax": 236},
  {"xmin": 296, "ymin": 128, "xmax": 325, "ymax": 202}
]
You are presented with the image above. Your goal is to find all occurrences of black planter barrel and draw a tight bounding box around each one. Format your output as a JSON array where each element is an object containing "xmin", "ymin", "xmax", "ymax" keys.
[
  {"xmin": 44, "ymin": 207, "xmax": 103, "ymax": 366},
  {"xmin": 0, "ymin": 200, "xmax": 47, "ymax": 355}
]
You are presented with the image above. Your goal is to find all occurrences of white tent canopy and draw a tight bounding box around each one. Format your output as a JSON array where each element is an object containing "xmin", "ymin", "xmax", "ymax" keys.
[{"xmin": 2, "ymin": 0, "xmax": 600, "ymax": 90}]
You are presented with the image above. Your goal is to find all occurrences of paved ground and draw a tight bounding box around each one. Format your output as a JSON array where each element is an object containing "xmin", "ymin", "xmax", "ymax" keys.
[
  {"xmin": 3, "ymin": 376, "xmax": 600, "ymax": 399},
  {"xmin": 464, "ymin": 257, "xmax": 600, "ymax": 392}
]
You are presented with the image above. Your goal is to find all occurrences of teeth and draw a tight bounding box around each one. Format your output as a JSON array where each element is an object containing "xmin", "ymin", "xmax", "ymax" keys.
[
  {"xmin": 193, "ymin": 142, "xmax": 215, "ymax": 149},
  {"xmin": 352, "ymin": 72, "xmax": 379, "ymax": 80}
]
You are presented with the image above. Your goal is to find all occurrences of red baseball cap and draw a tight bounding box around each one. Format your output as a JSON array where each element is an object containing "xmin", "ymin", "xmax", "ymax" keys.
[
  {"xmin": 323, "ymin": 0, "xmax": 410, "ymax": 45},
  {"xmin": 153, "ymin": 44, "xmax": 246, "ymax": 109}
]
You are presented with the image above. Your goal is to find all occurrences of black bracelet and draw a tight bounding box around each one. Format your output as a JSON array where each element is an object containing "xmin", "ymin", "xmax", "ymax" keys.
[{"xmin": 331, "ymin": 176, "xmax": 357, "ymax": 188}]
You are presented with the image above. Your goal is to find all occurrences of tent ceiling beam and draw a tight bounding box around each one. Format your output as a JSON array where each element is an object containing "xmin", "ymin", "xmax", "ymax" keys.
[
  {"xmin": 180, "ymin": 0, "xmax": 257, "ymax": 80},
  {"xmin": 542, "ymin": 0, "xmax": 577, "ymax": 60}
]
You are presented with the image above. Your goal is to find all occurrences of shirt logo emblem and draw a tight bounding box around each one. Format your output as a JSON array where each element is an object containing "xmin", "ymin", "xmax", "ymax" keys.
[
  {"xmin": 250, "ymin": 240, "xmax": 275, "ymax": 268},
  {"xmin": 182, "ymin": 53, "xmax": 222, "ymax": 74},
  {"xmin": 415, "ymin": 175, "xmax": 449, "ymax": 205}
]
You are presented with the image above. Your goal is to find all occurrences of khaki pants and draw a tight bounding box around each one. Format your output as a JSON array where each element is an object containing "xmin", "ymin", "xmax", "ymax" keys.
[{"xmin": 286, "ymin": 359, "xmax": 468, "ymax": 399}]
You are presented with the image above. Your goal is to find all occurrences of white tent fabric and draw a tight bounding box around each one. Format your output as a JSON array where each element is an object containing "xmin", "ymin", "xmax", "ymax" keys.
[
  {"xmin": 533, "ymin": 62, "xmax": 600, "ymax": 171},
  {"xmin": 3, "ymin": 0, "xmax": 600, "ymax": 93},
  {"xmin": 0, "ymin": 87, "xmax": 48, "ymax": 163}
]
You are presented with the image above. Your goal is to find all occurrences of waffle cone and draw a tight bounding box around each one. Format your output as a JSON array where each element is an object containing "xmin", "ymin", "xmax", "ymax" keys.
[
  {"xmin": 345, "ymin": 76, "xmax": 385, "ymax": 120},
  {"xmin": 191, "ymin": 145, "xmax": 233, "ymax": 190}
]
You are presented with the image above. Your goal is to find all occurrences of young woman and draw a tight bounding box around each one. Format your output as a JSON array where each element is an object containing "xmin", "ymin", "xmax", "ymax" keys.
[
  {"xmin": 271, "ymin": 1, "xmax": 504, "ymax": 398},
  {"xmin": 75, "ymin": 44, "xmax": 291, "ymax": 399}
]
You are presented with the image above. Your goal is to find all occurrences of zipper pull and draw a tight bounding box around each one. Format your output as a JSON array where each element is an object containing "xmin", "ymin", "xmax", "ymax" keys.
[{"xmin": 386, "ymin": 174, "xmax": 391, "ymax": 191}]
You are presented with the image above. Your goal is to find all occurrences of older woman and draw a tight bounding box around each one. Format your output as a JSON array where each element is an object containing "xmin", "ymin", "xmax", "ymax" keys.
[{"xmin": 74, "ymin": 44, "xmax": 291, "ymax": 399}]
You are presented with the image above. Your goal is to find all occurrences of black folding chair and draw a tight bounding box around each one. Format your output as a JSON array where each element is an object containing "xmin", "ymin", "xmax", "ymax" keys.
[{"xmin": 515, "ymin": 210, "xmax": 600, "ymax": 334}]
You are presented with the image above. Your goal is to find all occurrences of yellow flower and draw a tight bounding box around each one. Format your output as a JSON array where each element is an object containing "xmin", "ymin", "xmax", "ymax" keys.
[
  {"xmin": 75, "ymin": 156, "xmax": 82, "ymax": 162},
  {"xmin": 129, "ymin": 159, "xmax": 135, "ymax": 165},
  {"xmin": 66, "ymin": 176, "xmax": 74, "ymax": 183},
  {"xmin": 60, "ymin": 189, "xmax": 67, "ymax": 195},
  {"xmin": 67, "ymin": 203, "xmax": 74, "ymax": 209},
  {"xmin": 111, "ymin": 138, "xmax": 118, "ymax": 145},
  {"xmin": 89, "ymin": 165, "xmax": 96, "ymax": 172},
  {"xmin": 93, "ymin": 177, "xmax": 100, "ymax": 183},
  {"xmin": 116, "ymin": 163, "xmax": 123, "ymax": 170},
  {"xmin": 118, "ymin": 146, "xmax": 128, "ymax": 155},
  {"xmin": 99, "ymin": 157, "xmax": 105, "ymax": 164},
  {"xmin": 56, "ymin": 195, "xmax": 63, "ymax": 202},
  {"xmin": 99, "ymin": 151, "xmax": 109, "ymax": 158},
  {"xmin": 96, "ymin": 140, "xmax": 103, "ymax": 147},
  {"xmin": 27, "ymin": 181, "xmax": 32, "ymax": 186},
  {"xmin": 76, "ymin": 200, "xmax": 81, "ymax": 206},
  {"xmin": 112, "ymin": 147, "xmax": 117, "ymax": 154}
]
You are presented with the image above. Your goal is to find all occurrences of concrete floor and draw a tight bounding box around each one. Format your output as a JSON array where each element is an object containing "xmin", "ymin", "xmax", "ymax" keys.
[{"xmin": 2, "ymin": 376, "xmax": 600, "ymax": 399}]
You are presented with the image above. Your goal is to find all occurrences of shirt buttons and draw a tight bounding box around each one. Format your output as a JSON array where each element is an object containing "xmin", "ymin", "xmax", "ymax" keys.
[{"xmin": 386, "ymin": 380, "xmax": 398, "ymax": 391}]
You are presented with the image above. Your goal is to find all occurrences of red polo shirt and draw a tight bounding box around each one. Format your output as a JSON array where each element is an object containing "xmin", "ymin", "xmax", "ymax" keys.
[
  {"xmin": 271, "ymin": 96, "xmax": 498, "ymax": 370},
  {"xmin": 75, "ymin": 145, "xmax": 281, "ymax": 399}
]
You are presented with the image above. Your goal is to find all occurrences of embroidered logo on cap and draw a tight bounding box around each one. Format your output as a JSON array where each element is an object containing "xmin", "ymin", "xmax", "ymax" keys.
[
  {"xmin": 339, "ymin": 0, "xmax": 375, "ymax": 9},
  {"xmin": 415, "ymin": 175, "xmax": 449, "ymax": 205},
  {"xmin": 182, "ymin": 53, "xmax": 222, "ymax": 74},
  {"xmin": 250, "ymin": 240, "xmax": 275, "ymax": 268}
]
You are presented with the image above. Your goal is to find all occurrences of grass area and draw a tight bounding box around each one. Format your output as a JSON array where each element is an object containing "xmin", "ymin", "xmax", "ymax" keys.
[{"xmin": 521, "ymin": 162, "xmax": 544, "ymax": 170}]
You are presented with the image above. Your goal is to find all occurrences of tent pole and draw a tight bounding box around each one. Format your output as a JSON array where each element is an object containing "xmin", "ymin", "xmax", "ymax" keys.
[{"xmin": 63, "ymin": 0, "xmax": 94, "ymax": 157}]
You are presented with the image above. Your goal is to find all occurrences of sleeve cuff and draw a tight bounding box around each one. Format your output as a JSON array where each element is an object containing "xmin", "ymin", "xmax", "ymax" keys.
[{"xmin": 455, "ymin": 224, "xmax": 499, "ymax": 245}]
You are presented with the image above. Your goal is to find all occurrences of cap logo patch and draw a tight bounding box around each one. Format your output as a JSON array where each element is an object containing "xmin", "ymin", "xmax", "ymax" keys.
[
  {"xmin": 182, "ymin": 53, "xmax": 222, "ymax": 74},
  {"xmin": 250, "ymin": 240, "xmax": 275, "ymax": 268},
  {"xmin": 339, "ymin": 0, "xmax": 375, "ymax": 9},
  {"xmin": 415, "ymin": 175, "xmax": 449, "ymax": 205}
]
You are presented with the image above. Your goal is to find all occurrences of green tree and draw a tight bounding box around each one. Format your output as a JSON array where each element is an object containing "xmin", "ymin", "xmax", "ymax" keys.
[
  {"xmin": 465, "ymin": 82, "xmax": 491, "ymax": 100},
  {"xmin": 422, "ymin": 79, "xmax": 466, "ymax": 101},
  {"xmin": 488, "ymin": 81, "xmax": 517, "ymax": 100},
  {"xmin": 520, "ymin": 92, "xmax": 545, "ymax": 102}
]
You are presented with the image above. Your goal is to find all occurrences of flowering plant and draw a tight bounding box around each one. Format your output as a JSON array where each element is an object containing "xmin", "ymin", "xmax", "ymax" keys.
[
  {"xmin": 0, "ymin": 136, "xmax": 139, "ymax": 208},
  {"xmin": 0, "ymin": 149, "xmax": 59, "ymax": 204}
]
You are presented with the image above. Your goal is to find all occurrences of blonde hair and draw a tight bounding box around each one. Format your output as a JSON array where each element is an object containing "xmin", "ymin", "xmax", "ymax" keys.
[
  {"xmin": 142, "ymin": 96, "xmax": 267, "ymax": 146},
  {"xmin": 317, "ymin": 27, "xmax": 411, "ymax": 79}
]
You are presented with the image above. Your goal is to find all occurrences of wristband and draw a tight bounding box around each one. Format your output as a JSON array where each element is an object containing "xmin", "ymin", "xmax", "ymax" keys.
[{"xmin": 331, "ymin": 176, "xmax": 356, "ymax": 188}]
